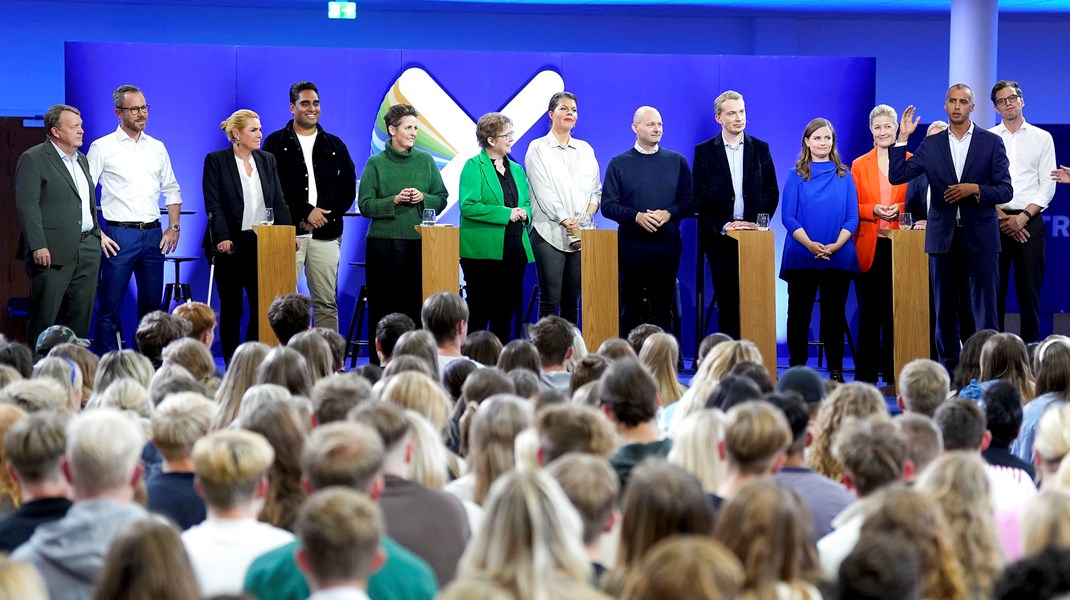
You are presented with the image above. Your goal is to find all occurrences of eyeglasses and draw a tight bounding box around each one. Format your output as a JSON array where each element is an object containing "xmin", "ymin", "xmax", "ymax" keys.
[
  {"xmin": 994, "ymin": 95, "xmax": 1020, "ymax": 107},
  {"xmin": 120, "ymin": 105, "xmax": 150, "ymax": 114},
  {"xmin": 496, "ymin": 131, "xmax": 516, "ymax": 141}
]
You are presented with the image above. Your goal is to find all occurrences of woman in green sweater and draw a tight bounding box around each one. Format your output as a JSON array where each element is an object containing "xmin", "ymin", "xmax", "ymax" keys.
[
  {"xmin": 358, "ymin": 104, "xmax": 448, "ymax": 343},
  {"xmin": 459, "ymin": 112, "xmax": 534, "ymax": 343}
]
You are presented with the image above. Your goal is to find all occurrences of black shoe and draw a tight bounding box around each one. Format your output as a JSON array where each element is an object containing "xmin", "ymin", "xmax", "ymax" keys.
[{"xmin": 829, "ymin": 370, "xmax": 845, "ymax": 383}]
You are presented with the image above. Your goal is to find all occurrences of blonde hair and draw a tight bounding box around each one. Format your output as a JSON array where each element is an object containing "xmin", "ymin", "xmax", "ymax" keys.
[
  {"xmin": 868, "ymin": 104, "xmax": 898, "ymax": 127},
  {"xmin": 191, "ymin": 429, "xmax": 274, "ymax": 509},
  {"xmin": 296, "ymin": 488, "xmax": 384, "ymax": 584},
  {"xmin": 457, "ymin": 469, "xmax": 593, "ymax": 600},
  {"xmin": 668, "ymin": 409, "xmax": 728, "ymax": 493},
  {"xmin": 162, "ymin": 337, "xmax": 218, "ymax": 390},
  {"xmin": 469, "ymin": 395, "xmax": 534, "ymax": 505},
  {"xmin": 675, "ymin": 341, "xmax": 762, "ymax": 424},
  {"xmin": 31, "ymin": 356, "xmax": 81, "ymax": 412},
  {"xmin": 221, "ymin": 109, "xmax": 259, "ymax": 143},
  {"xmin": 724, "ymin": 401, "xmax": 791, "ymax": 475},
  {"xmin": 66, "ymin": 408, "xmax": 146, "ymax": 496},
  {"xmin": 212, "ymin": 341, "xmax": 269, "ymax": 430},
  {"xmin": 150, "ymin": 392, "xmax": 216, "ymax": 461},
  {"xmin": 1022, "ymin": 490, "xmax": 1070, "ymax": 555},
  {"xmin": 623, "ymin": 536, "xmax": 745, "ymax": 600},
  {"xmin": 639, "ymin": 333, "xmax": 687, "ymax": 406},
  {"xmin": 980, "ymin": 332, "xmax": 1036, "ymax": 403},
  {"xmin": 899, "ymin": 359, "xmax": 950, "ymax": 416},
  {"xmin": 0, "ymin": 379, "xmax": 68, "ymax": 414},
  {"xmin": 546, "ymin": 453, "xmax": 619, "ymax": 545},
  {"xmin": 0, "ymin": 365, "xmax": 22, "ymax": 389},
  {"xmin": 0, "ymin": 555, "xmax": 48, "ymax": 600},
  {"xmin": 93, "ymin": 378, "xmax": 151, "ymax": 418},
  {"xmin": 860, "ymin": 487, "xmax": 969, "ymax": 600},
  {"xmin": 833, "ymin": 416, "xmax": 905, "ymax": 496},
  {"xmin": 94, "ymin": 350, "xmax": 154, "ymax": 391},
  {"xmin": 713, "ymin": 481, "xmax": 819, "ymax": 599},
  {"xmin": 48, "ymin": 343, "xmax": 98, "ymax": 402},
  {"xmin": 916, "ymin": 452, "xmax": 1003, "ymax": 596},
  {"xmin": 404, "ymin": 409, "xmax": 450, "ymax": 489},
  {"xmin": 287, "ymin": 331, "xmax": 334, "ymax": 384},
  {"xmin": 808, "ymin": 383, "xmax": 887, "ymax": 480},
  {"xmin": 535, "ymin": 403, "xmax": 616, "ymax": 463},
  {"xmin": 1034, "ymin": 403, "xmax": 1070, "ymax": 478},
  {"xmin": 380, "ymin": 371, "xmax": 452, "ymax": 435},
  {"xmin": 0, "ymin": 404, "xmax": 27, "ymax": 509}
]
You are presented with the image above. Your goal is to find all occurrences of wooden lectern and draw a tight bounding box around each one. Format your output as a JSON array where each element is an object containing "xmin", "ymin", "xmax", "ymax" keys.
[
  {"xmin": 418, "ymin": 225, "xmax": 460, "ymax": 299},
  {"xmin": 579, "ymin": 229, "xmax": 618, "ymax": 352},
  {"xmin": 254, "ymin": 225, "xmax": 297, "ymax": 346},
  {"xmin": 726, "ymin": 230, "xmax": 778, "ymax": 380},
  {"xmin": 879, "ymin": 229, "xmax": 929, "ymax": 394}
]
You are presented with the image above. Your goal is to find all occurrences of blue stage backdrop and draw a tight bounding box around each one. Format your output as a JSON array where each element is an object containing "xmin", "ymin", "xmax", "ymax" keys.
[{"xmin": 65, "ymin": 42, "xmax": 877, "ymax": 361}]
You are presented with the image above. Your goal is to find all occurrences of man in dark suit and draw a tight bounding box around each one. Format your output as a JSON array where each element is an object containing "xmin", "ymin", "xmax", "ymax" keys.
[
  {"xmin": 692, "ymin": 90, "xmax": 779, "ymax": 339},
  {"xmin": 15, "ymin": 104, "xmax": 110, "ymax": 345},
  {"xmin": 890, "ymin": 84, "xmax": 1013, "ymax": 370}
]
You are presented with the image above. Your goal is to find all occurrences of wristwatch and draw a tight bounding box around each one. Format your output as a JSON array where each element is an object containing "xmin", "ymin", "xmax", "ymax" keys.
[{"xmin": 170, "ymin": 224, "xmax": 181, "ymax": 232}]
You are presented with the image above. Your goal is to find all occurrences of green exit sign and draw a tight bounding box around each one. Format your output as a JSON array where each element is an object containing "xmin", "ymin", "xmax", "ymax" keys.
[{"xmin": 328, "ymin": 1, "xmax": 356, "ymax": 19}]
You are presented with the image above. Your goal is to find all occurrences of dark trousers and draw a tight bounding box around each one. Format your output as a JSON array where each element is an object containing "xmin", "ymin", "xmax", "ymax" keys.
[
  {"xmin": 462, "ymin": 255, "xmax": 527, "ymax": 343},
  {"xmin": 365, "ymin": 238, "xmax": 423, "ymax": 365},
  {"xmin": 786, "ymin": 269, "xmax": 852, "ymax": 371},
  {"xmin": 930, "ymin": 228, "xmax": 999, "ymax": 371},
  {"xmin": 215, "ymin": 230, "xmax": 259, "ymax": 366},
  {"xmin": 998, "ymin": 214, "xmax": 1045, "ymax": 343},
  {"xmin": 619, "ymin": 235, "xmax": 681, "ymax": 337},
  {"xmin": 855, "ymin": 238, "xmax": 895, "ymax": 383},
  {"xmin": 531, "ymin": 229, "xmax": 581, "ymax": 325},
  {"xmin": 92, "ymin": 223, "xmax": 164, "ymax": 354},
  {"xmin": 701, "ymin": 226, "xmax": 741, "ymax": 339},
  {"xmin": 27, "ymin": 233, "xmax": 101, "ymax": 345}
]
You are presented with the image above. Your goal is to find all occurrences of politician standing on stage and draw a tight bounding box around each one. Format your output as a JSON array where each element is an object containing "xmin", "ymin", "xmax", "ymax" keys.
[
  {"xmin": 202, "ymin": 109, "xmax": 292, "ymax": 365},
  {"xmin": 692, "ymin": 90, "xmax": 778, "ymax": 340},
  {"xmin": 263, "ymin": 81, "xmax": 356, "ymax": 333},
  {"xmin": 525, "ymin": 91, "xmax": 601, "ymax": 326},
  {"xmin": 989, "ymin": 80, "xmax": 1056, "ymax": 344},
  {"xmin": 602, "ymin": 106, "xmax": 694, "ymax": 336},
  {"xmin": 851, "ymin": 104, "xmax": 908, "ymax": 387},
  {"xmin": 889, "ymin": 84, "xmax": 1013, "ymax": 371},
  {"xmin": 15, "ymin": 104, "xmax": 106, "ymax": 346},
  {"xmin": 88, "ymin": 85, "xmax": 182, "ymax": 354},
  {"xmin": 780, "ymin": 118, "xmax": 859, "ymax": 383}
]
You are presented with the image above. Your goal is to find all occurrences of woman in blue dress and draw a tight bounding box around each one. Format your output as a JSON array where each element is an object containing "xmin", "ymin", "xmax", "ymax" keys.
[{"xmin": 780, "ymin": 118, "xmax": 860, "ymax": 382}]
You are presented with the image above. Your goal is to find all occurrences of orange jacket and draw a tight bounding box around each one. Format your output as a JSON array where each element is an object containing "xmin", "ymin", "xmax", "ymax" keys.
[{"xmin": 852, "ymin": 148, "xmax": 909, "ymax": 272}]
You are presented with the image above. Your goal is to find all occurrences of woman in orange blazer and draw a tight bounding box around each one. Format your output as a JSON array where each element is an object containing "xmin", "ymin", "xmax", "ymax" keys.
[{"xmin": 852, "ymin": 104, "xmax": 909, "ymax": 387}]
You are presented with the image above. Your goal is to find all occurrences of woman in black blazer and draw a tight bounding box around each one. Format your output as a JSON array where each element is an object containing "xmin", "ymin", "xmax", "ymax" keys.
[{"xmin": 202, "ymin": 109, "xmax": 291, "ymax": 365}]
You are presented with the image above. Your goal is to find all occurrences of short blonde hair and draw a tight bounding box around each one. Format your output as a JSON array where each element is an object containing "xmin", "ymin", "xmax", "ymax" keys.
[
  {"xmin": 94, "ymin": 349, "xmax": 154, "ymax": 391},
  {"xmin": 0, "ymin": 555, "xmax": 48, "ymax": 600},
  {"xmin": 93, "ymin": 378, "xmax": 151, "ymax": 418},
  {"xmin": 668, "ymin": 408, "xmax": 728, "ymax": 493},
  {"xmin": 296, "ymin": 487, "xmax": 383, "ymax": 584},
  {"xmin": 150, "ymin": 392, "xmax": 216, "ymax": 460},
  {"xmin": 1034, "ymin": 403, "xmax": 1070, "ymax": 470},
  {"xmin": 221, "ymin": 109, "xmax": 259, "ymax": 143},
  {"xmin": 546, "ymin": 454, "xmax": 619, "ymax": 545},
  {"xmin": 723, "ymin": 401, "xmax": 791, "ymax": 474},
  {"xmin": 1022, "ymin": 490, "xmax": 1070, "ymax": 555},
  {"xmin": 191, "ymin": 429, "xmax": 274, "ymax": 509},
  {"xmin": 379, "ymin": 371, "xmax": 452, "ymax": 434},
  {"xmin": 898, "ymin": 359, "xmax": 950, "ymax": 416},
  {"xmin": 31, "ymin": 356, "xmax": 80, "ymax": 412},
  {"xmin": 66, "ymin": 409, "xmax": 145, "ymax": 495},
  {"xmin": 4, "ymin": 411, "xmax": 66, "ymax": 483},
  {"xmin": 0, "ymin": 379, "xmax": 67, "ymax": 414}
]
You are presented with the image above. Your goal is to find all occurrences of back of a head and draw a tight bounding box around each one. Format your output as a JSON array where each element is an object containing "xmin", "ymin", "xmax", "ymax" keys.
[
  {"xmin": 898, "ymin": 359, "xmax": 950, "ymax": 416},
  {"xmin": 149, "ymin": 366, "xmax": 211, "ymax": 409},
  {"xmin": 839, "ymin": 532, "xmax": 922, "ymax": 600},
  {"xmin": 191, "ymin": 428, "xmax": 274, "ymax": 509},
  {"xmin": 1036, "ymin": 336, "xmax": 1070, "ymax": 398},
  {"xmin": 302, "ymin": 421, "xmax": 384, "ymax": 492},
  {"xmin": 618, "ymin": 460, "xmax": 712, "ymax": 568},
  {"xmin": 0, "ymin": 379, "xmax": 68, "ymax": 414},
  {"xmin": 623, "ymin": 536, "xmax": 745, "ymax": 600},
  {"xmin": 172, "ymin": 301, "xmax": 217, "ymax": 341},
  {"xmin": 462, "ymin": 330, "xmax": 503, "ymax": 367},
  {"xmin": 421, "ymin": 292, "xmax": 468, "ymax": 345},
  {"xmin": 391, "ymin": 330, "xmax": 439, "ymax": 377},
  {"xmin": 443, "ymin": 357, "xmax": 479, "ymax": 400},
  {"xmin": 31, "ymin": 357, "xmax": 78, "ymax": 409},
  {"xmin": 765, "ymin": 393, "xmax": 810, "ymax": 457},
  {"xmin": 1035, "ymin": 403, "xmax": 1070, "ymax": 469},
  {"xmin": 212, "ymin": 341, "xmax": 270, "ymax": 429},
  {"xmin": 667, "ymin": 409, "xmax": 727, "ymax": 493},
  {"xmin": 980, "ymin": 332, "xmax": 1032, "ymax": 384},
  {"xmin": 311, "ymin": 327, "xmax": 347, "ymax": 372},
  {"xmin": 696, "ymin": 332, "xmax": 733, "ymax": 367},
  {"xmin": 496, "ymin": 339, "xmax": 542, "ymax": 374},
  {"xmin": 287, "ymin": 331, "xmax": 334, "ymax": 383},
  {"xmin": 267, "ymin": 293, "xmax": 312, "ymax": 346},
  {"xmin": 93, "ymin": 517, "xmax": 200, "ymax": 600},
  {"xmin": 723, "ymin": 400, "xmax": 792, "ymax": 474},
  {"xmin": 4, "ymin": 411, "xmax": 67, "ymax": 484},
  {"xmin": 569, "ymin": 354, "xmax": 610, "ymax": 396},
  {"xmin": 536, "ymin": 403, "xmax": 616, "ymax": 463},
  {"xmin": 893, "ymin": 413, "xmax": 944, "ymax": 476},
  {"xmin": 95, "ymin": 349, "xmax": 155, "ymax": 391},
  {"xmin": 296, "ymin": 487, "xmax": 383, "ymax": 586},
  {"xmin": 546, "ymin": 453, "xmax": 619, "ymax": 545},
  {"xmin": 382, "ymin": 353, "xmax": 438, "ymax": 381},
  {"xmin": 136, "ymin": 310, "xmax": 193, "ymax": 363},
  {"xmin": 161, "ymin": 337, "xmax": 216, "ymax": 385},
  {"xmin": 952, "ymin": 328, "xmax": 998, "ymax": 390},
  {"xmin": 626, "ymin": 324, "xmax": 663, "ymax": 355},
  {"xmin": 809, "ymin": 382, "xmax": 888, "ymax": 479},
  {"xmin": 934, "ymin": 398, "xmax": 986, "ymax": 451},
  {"xmin": 993, "ymin": 545, "xmax": 1070, "ymax": 600},
  {"xmin": 834, "ymin": 416, "xmax": 906, "ymax": 496},
  {"xmin": 0, "ymin": 554, "xmax": 49, "ymax": 600},
  {"xmin": 469, "ymin": 394, "xmax": 534, "ymax": 504},
  {"xmin": 596, "ymin": 337, "xmax": 636, "ymax": 361},
  {"xmin": 48, "ymin": 343, "xmax": 98, "ymax": 399},
  {"xmin": 0, "ymin": 341, "xmax": 34, "ymax": 379},
  {"xmin": 728, "ymin": 360, "xmax": 774, "ymax": 394},
  {"xmin": 150, "ymin": 392, "xmax": 215, "ymax": 461},
  {"xmin": 256, "ymin": 346, "xmax": 313, "ymax": 397},
  {"xmin": 349, "ymin": 401, "xmax": 412, "ymax": 454},
  {"xmin": 599, "ymin": 356, "xmax": 657, "ymax": 427},
  {"xmin": 706, "ymin": 375, "xmax": 762, "ymax": 412},
  {"xmin": 507, "ymin": 369, "xmax": 542, "ymax": 400},
  {"xmin": 530, "ymin": 316, "xmax": 575, "ymax": 368},
  {"xmin": 375, "ymin": 313, "xmax": 416, "ymax": 361},
  {"xmin": 380, "ymin": 370, "xmax": 451, "ymax": 432},
  {"xmin": 983, "ymin": 380, "xmax": 1023, "ymax": 448},
  {"xmin": 311, "ymin": 373, "xmax": 373, "ymax": 424},
  {"xmin": 66, "ymin": 408, "xmax": 145, "ymax": 496},
  {"xmin": 461, "ymin": 368, "xmax": 515, "ymax": 407},
  {"xmin": 699, "ymin": 340, "xmax": 763, "ymax": 385}
]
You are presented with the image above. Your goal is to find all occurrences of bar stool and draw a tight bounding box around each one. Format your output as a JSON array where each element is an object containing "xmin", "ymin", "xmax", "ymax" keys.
[
  {"xmin": 162, "ymin": 256, "xmax": 197, "ymax": 311},
  {"xmin": 344, "ymin": 262, "xmax": 369, "ymax": 368}
]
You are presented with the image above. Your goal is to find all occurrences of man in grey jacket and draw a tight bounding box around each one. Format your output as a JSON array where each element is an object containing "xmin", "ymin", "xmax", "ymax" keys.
[{"xmin": 13, "ymin": 409, "xmax": 147, "ymax": 600}]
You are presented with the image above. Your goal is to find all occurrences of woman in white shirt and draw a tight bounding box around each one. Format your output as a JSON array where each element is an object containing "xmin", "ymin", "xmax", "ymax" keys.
[{"xmin": 524, "ymin": 92, "xmax": 601, "ymax": 326}]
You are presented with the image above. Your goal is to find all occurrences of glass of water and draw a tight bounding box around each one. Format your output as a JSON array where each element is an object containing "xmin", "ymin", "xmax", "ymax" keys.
[
  {"xmin": 261, "ymin": 207, "xmax": 274, "ymax": 226},
  {"xmin": 422, "ymin": 209, "xmax": 436, "ymax": 226},
  {"xmin": 757, "ymin": 213, "xmax": 770, "ymax": 231},
  {"xmin": 899, "ymin": 213, "xmax": 914, "ymax": 230}
]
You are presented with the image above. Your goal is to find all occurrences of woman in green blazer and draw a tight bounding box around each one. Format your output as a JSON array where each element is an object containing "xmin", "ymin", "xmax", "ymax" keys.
[{"xmin": 459, "ymin": 112, "xmax": 535, "ymax": 343}]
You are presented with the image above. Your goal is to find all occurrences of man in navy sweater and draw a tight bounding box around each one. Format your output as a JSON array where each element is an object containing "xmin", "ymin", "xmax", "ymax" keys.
[{"xmin": 602, "ymin": 106, "xmax": 695, "ymax": 335}]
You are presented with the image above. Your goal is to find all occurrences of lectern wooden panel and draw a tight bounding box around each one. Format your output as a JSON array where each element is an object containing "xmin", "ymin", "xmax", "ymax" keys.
[
  {"xmin": 726, "ymin": 230, "xmax": 777, "ymax": 380},
  {"xmin": 254, "ymin": 225, "xmax": 297, "ymax": 347},
  {"xmin": 579, "ymin": 229, "xmax": 618, "ymax": 352},
  {"xmin": 418, "ymin": 226, "xmax": 460, "ymax": 299},
  {"xmin": 880, "ymin": 229, "xmax": 929, "ymax": 395}
]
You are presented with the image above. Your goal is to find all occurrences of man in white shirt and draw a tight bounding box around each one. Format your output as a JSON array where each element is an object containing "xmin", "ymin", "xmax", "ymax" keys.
[
  {"xmin": 989, "ymin": 80, "xmax": 1056, "ymax": 343},
  {"xmin": 87, "ymin": 84, "xmax": 182, "ymax": 354}
]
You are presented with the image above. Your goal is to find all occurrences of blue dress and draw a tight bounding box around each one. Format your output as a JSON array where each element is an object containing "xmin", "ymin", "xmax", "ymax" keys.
[{"xmin": 780, "ymin": 161, "xmax": 860, "ymax": 277}]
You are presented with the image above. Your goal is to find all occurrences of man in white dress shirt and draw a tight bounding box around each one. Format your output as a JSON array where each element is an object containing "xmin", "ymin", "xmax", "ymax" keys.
[
  {"xmin": 989, "ymin": 80, "xmax": 1056, "ymax": 343},
  {"xmin": 87, "ymin": 84, "xmax": 182, "ymax": 353}
]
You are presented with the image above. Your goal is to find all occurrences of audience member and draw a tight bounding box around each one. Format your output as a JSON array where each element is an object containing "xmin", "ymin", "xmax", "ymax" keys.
[
  {"xmin": 546, "ymin": 454, "xmax": 620, "ymax": 581},
  {"xmin": 838, "ymin": 533, "xmax": 922, "ymax": 600},
  {"xmin": 380, "ymin": 370, "xmax": 452, "ymax": 439},
  {"xmin": 536, "ymin": 403, "xmax": 616, "ymax": 464},
  {"xmin": 93, "ymin": 348, "xmax": 154, "ymax": 393},
  {"xmin": 0, "ymin": 379, "xmax": 68, "ymax": 414},
  {"xmin": 34, "ymin": 324, "xmax": 89, "ymax": 358},
  {"xmin": 48, "ymin": 342, "xmax": 98, "ymax": 401},
  {"xmin": 530, "ymin": 315, "xmax": 576, "ymax": 393},
  {"xmin": 0, "ymin": 405, "xmax": 27, "ymax": 517},
  {"xmin": 668, "ymin": 409, "xmax": 727, "ymax": 494},
  {"xmin": 0, "ymin": 340, "xmax": 34, "ymax": 378},
  {"xmin": 727, "ymin": 360, "xmax": 774, "ymax": 393},
  {"xmin": 1012, "ymin": 335, "xmax": 1070, "ymax": 462},
  {"xmin": 568, "ymin": 354, "xmax": 610, "ymax": 396},
  {"xmin": 374, "ymin": 312, "xmax": 416, "ymax": 367},
  {"xmin": 311, "ymin": 327, "xmax": 347, "ymax": 373},
  {"xmin": 212, "ymin": 346, "xmax": 269, "ymax": 430},
  {"xmin": 694, "ymin": 332, "xmax": 733, "ymax": 370},
  {"xmin": 442, "ymin": 357, "xmax": 479, "ymax": 403},
  {"xmin": 625, "ymin": 323, "xmax": 663, "ymax": 355},
  {"xmin": 715, "ymin": 400, "xmax": 792, "ymax": 505},
  {"xmin": 507, "ymin": 368, "xmax": 542, "ymax": 399},
  {"xmin": 422, "ymin": 292, "xmax": 471, "ymax": 372},
  {"xmin": 446, "ymin": 394, "xmax": 533, "ymax": 506},
  {"xmin": 639, "ymin": 332, "xmax": 687, "ymax": 406},
  {"xmin": 147, "ymin": 392, "xmax": 214, "ymax": 530},
  {"xmin": 93, "ymin": 518, "xmax": 201, "ymax": 600},
  {"xmin": 0, "ymin": 412, "xmax": 71, "ymax": 551},
  {"xmin": 31, "ymin": 356, "xmax": 81, "ymax": 412},
  {"xmin": 992, "ymin": 545, "xmax": 1070, "ymax": 600},
  {"xmin": 172, "ymin": 301, "xmax": 217, "ymax": 347},
  {"xmin": 496, "ymin": 339, "xmax": 542, "ymax": 374},
  {"xmin": 135, "ymin": 310, "xmax": 193, "ymax": 367},
  {"xmin": 897, "ymin": 358, "xmax": 950, "ymax": 416},
  {"xmin": 243, "ymin": 399, "xmax": 308, "ymax": 532},
  {"xmin": 621, "ymin": 536, "xmax": 744, "ymax": 600},
  {"xmin": 295, "ymin": 488, "xmax": 385, "ymax": 600},
  {"xmin": 669, "ymin": 339, "xmax": 762, "ymax": 431},
  {"xmin": 161, "ymin": 336, "xmax": 219, "ymax": 390},
  {"xmin": 391, "ymin": 330, "xmax": 441, "ymax": 378},
  {"xmin": 1021, "ymin": 490, "xmax": 1070, "ymax": 556},
  {"xmin": 268, "ymin": 293, "xmax": 312, "ymax": 346},
  {"xmin": 310, "ymin": 373, "xmax": 373, "ymax": 425},
  {"xmin": 287, "ymin": 331, "xmax": 334, "ymax": 383},
  {"xmin": 704, "ymin": 374, "xmax": 763, "ymax": 413},
  {"xmin": 461, "ymin": 330, "xmax": 503, "ymax": 367},
  {"xmin": 983, "ymin": 380, "xmax": 1035, "ymax": 479},
  {"xmin": 0, "ymin": 553, "xmax": 48, "ymax": 600},
  {"xmin": 256, "ymin": 346, "xmax": 313, "ymax": 398},
  {"xmin": 808, "ymin": 382, "xmax": 887, "ymax": 480},
  {"xmin": 893, "ymin": 413, "xmax": 944, "ymax": 482},
  {"xmin": 595, "ymin": 337, "xmax": 635, "ymax": 360},
  {"xmin": 951, "ymin": 329, "xmax": 998, "ymax": 393},
  {"xmin": 454, "ymin": 368, "xmax": 515, "ymax": 456},
  {"xmin": 599, "ymin": 357, "xmax": 670, "ymax": 488}
]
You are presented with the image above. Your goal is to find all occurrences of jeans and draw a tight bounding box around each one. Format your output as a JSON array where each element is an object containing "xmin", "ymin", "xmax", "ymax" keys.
[
  {"xmin": 92, "ymin": 224, "xmax": 164, "ymax": 353},
  {"xmin": 531, "ymin": 229, "xmax": 581, "ymax": 325}
]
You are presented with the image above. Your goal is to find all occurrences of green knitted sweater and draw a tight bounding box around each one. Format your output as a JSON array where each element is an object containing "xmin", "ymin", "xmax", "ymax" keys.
[{"xmin": 358, "ymin": 144, "xmax": 448, "ymax": 240}]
